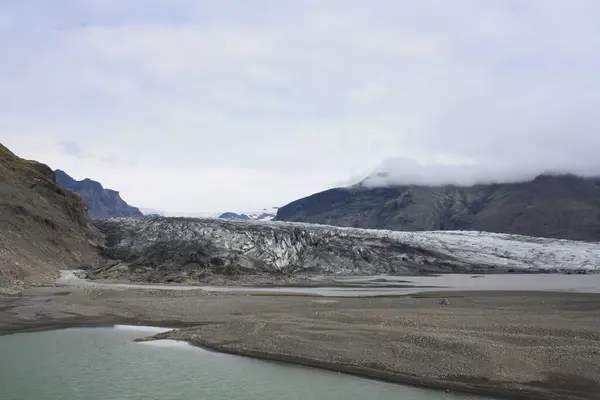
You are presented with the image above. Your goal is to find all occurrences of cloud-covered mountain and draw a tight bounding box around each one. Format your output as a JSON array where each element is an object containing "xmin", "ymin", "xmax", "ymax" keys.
[{"xmin": 276, "ymin": 173, "xmax": 600, "ymax": 242}]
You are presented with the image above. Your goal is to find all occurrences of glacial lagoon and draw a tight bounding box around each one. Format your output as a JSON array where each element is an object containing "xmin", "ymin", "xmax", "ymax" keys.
[{"xmin": 0, "ymin": 325, "xmax": 493, "ymax": 400}]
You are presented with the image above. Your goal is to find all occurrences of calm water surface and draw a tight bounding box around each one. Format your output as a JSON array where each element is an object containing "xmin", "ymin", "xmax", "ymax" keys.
[
  {"xmin": 204, "ymin": 273, "xmax": 600, "ymax": 296},
  {"xmin": 0, "ymin": 326, "xmax": 493, "ymax": 400}
]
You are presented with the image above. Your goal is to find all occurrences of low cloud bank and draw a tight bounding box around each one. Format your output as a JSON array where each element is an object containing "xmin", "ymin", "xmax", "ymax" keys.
[{"xmin": 356, "ymin": 157, "xmax": 600, "ymax": 188}]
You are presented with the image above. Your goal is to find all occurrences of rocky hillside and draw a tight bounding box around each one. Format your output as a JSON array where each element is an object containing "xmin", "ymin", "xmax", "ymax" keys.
[
  {"xmin": 0, "ymin": 144, "xmax": 102, "ymax": 287},
  {"xmin": 55, "ymin": 170, "xmax": 143, "ymax": 219},
  {"xmin": 276, "ymin": 174, "xmax": 600, "ymax": 241},
  {"xmin": 90, "ymin": 217, "xmax": 600, "ymax": 283}
]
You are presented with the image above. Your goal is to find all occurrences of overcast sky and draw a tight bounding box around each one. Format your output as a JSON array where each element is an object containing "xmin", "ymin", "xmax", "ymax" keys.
[{"xmin": 2, "ymin": 1, "xmax": 600, "ymax": 212}]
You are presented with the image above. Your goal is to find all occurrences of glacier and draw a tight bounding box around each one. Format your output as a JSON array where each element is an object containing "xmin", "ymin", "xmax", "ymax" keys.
[{"xmin": 91, "ymin": 216, "xmax": 600, "ymax": 282}]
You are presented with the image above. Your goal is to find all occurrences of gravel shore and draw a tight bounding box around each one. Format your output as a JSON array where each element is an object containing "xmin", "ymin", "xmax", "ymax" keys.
[{"xmin": 1, "ymin": 286, "xmax": 599, "ymax": 400}]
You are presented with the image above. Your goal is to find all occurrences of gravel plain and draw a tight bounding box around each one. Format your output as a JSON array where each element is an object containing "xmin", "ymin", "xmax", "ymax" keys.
[{"xmin": 1, "ymin": 286, "xmax": 599, "ymax": 400}]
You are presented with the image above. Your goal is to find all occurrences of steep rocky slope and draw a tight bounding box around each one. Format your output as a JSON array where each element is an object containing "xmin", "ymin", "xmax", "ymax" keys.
[
  {"xmin": 0, "ymin": 145, "xmax": 102, "ymax": 287},
  {"xmin": 90, "ymin": 217, "xmax": 600, "ymax": 283},
  {"xmin": 276, "ymin": 174, "xmax": 600, "ymax": 241},
  {"xmin": 55, "ymin": 169, "xmax": 142, "ymax": 219}
]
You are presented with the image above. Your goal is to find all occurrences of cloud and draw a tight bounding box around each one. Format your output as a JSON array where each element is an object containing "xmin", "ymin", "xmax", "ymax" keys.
[
  {"xmin": 58, "ymin": 140, "xmax": 85, "ymax": 157},
  {"xmin": 1, "ymin": 1, "xmax": 600, "ymax": 210},
  {"xmin": 360, "ymin": 156, "xmax": 600, "ymax": 188},
  {"xmin": 56, "ymin": 139, "xmax": 133, "ymax": 167}
]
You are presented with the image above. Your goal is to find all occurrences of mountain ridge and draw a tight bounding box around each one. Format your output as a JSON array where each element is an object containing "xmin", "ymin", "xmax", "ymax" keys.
[{"xmin": 55, "ymin": 170, "xmax": 143, "ymax": 219}]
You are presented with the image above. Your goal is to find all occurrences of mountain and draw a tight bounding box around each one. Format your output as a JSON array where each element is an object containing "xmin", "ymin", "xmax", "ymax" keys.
[
  {"xmin": 90, "ymin": 217, "xmax": 599, "ymax": 283},
  {"xmin": 138, "ymin": 208, "xmax": 220, "ymax": 218},
  {"xmin": 0, "ymin": 144, "xmax": 102, "ymax": 287},
  {"xmin": 275, "ymin": 174, "xmax": 600, "ymax": 241},
  {"xmin": 55, "ymin": 170, "xmax": 143, "ymax": 219},
  {"xmin": 218, "ymin": 212, "xmax": 250, "ymax": 220},
  {"xmin": 218, "ymin": 207, "xmax": 278, "ymax": 221},
  {"xmin": 139, "ymin": 207, "xmax": 278, "ymax": 221}
]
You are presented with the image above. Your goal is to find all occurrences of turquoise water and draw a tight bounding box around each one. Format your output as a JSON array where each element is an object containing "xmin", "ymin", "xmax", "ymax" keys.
[{"xmin": 0, "ymin": 326, "xmax": 493, "ymax": 400}]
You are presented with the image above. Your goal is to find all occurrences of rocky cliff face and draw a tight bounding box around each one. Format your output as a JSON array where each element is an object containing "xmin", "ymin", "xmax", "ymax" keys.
[
  {"xmin": 0, "ymin": 144, "xmax": 103, "ymax": 287},
  {"xmin": 55, "ymin": 170, "xmax": 143, "ymax": 219},
  {"xmin": 276, "ymin": 174, "xmax": 600, "ymax": 241},
  {"xmin": 90, "ymin": 217, "xmax": 600, "ymax": 283}
]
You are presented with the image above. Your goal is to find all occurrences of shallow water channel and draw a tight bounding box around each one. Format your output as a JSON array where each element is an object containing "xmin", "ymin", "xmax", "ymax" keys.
[{"xmin": 59, "ymin": 271, "xmax": 600, "ymax": 297}]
